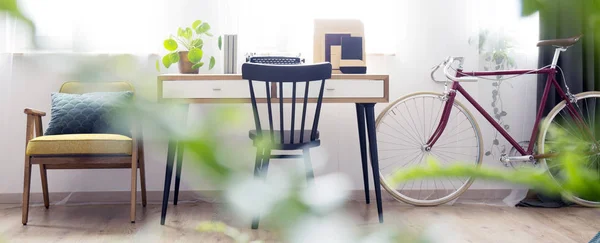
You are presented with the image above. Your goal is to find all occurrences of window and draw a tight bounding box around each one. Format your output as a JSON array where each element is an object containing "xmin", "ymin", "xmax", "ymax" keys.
[
  {"xmin": 219, "ymin": 0, "xmax": 399, "ymax": 57},
  {"xmin": 9, "ymin": 0, "xmax": 398, "ymax": 56},
  {"xmin": 15, "ymin": 0, "xmax": 166, "ymax": 52}
]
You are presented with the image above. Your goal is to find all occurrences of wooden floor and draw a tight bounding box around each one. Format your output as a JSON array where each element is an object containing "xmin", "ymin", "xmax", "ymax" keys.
[{"xmin": 0, "ymin": 201, "xmax": 598, "ymax": 243}]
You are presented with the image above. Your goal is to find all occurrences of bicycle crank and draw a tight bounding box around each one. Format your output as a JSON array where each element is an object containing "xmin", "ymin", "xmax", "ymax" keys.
[
  {"xmin": 500, "ymin": 141, "xmax": 539, "ymax": 170},
  {"xmin": 500, "ymin": 154, "xmax": 535, "ymax": 165}
]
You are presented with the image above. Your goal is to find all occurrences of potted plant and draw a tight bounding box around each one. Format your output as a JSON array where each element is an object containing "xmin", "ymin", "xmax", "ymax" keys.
[
  {"xmin": 469, "ymin": 29, "xmax": 518, "ymax": 161},
  {"xmin": 161, "ymin": 20, "xmax": 222, "ymax": 74}
]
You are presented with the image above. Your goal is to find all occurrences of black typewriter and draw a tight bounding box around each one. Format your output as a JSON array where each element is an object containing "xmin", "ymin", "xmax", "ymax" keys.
[{"xmin": 245, "ymin": 53, "xmax": 305, "ymax": 65}]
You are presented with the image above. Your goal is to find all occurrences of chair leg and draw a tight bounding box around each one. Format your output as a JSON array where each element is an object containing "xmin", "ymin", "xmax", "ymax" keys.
[
  {"xmin": 251, "ymin": 147, "xmax": 268, "ymax": 230},
  {"xmin": 39, "ymin": 164, "xmax": 50, "ymax": 209},
  {"xmin": 303, "ymin": 149, "xmax": 315, "ymax": 185},
  {"xmin": 174, "ymin": 141, "xmax": 184, "ymax": 205},
  {"xmin": 22, "ymin": 156, "xmax": 32, "ymax": 225},
  {"xmin": 253, "ymin": 147, "xmax": 264, "ymax": 178},
  {"xmin": 261, "ymin": 149, "xmax": 271, "ymax": 178},
  {"xmin": 130, "ymin": 149, "xmax": 139, "ymax": 223},
  {"xmin": 139, "ymin": 145, "xmax": 147, "ymax": 207}
]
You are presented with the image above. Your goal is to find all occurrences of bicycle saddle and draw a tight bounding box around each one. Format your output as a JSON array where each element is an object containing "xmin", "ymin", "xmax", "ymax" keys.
[{"xmin": 537, "ymin": 34, "xmax": 583, "ymax": 47}]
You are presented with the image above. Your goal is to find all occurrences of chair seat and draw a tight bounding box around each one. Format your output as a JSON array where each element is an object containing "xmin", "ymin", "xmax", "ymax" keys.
[
  {"xmin": 26, "ymin": 134, "xmax": 132, "ymax": 156},
  {"xmin": 249, "ymin": 130, "xmax": 320, "ymax": 149}
]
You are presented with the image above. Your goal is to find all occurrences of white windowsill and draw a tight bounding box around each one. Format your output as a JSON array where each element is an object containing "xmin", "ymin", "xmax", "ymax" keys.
[{"xmin": 5, "ymin": 52, "xmax": 396, "ymax": 57}]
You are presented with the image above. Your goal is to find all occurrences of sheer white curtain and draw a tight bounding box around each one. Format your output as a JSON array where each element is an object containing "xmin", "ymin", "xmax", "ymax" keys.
[
  {"xmin": 1, "ymin": 0, "xmax": 541, "ymax": 201},
  {"xmin": 10, "ymin": 0, "xmax": 401, "ymax": 55},
  {"xmin": 14, "ymin": 0, "xmax": 169, "ymax": 52},
  {"xmin": 471, "ymin": 0, "xmax": 539, "ymax": 205}
]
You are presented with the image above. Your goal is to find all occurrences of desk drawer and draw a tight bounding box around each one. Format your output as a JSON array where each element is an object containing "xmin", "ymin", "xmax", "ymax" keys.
[
  {"xmin": 281, "ymin": 80, "xmax": 384, "ymax": 98},
  {"xmin": 162, "ymin": 80, "xmax": 266, "ymax": 99}
]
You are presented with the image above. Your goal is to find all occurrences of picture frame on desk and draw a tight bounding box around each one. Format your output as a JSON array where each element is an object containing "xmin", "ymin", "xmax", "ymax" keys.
[{"xmin": 313, "ymin": 19, "xmax": 367, "ymax": 74}]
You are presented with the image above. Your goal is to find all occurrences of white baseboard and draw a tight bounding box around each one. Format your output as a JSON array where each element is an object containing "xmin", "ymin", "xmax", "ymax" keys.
[{"xmin": 0, "ymin": 189, "xmax": 514, "ymax": 205}]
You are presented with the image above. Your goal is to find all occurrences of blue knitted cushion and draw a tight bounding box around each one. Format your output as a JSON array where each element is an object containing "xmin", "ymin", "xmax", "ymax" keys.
[{"xmin": 45, "ymin": 91, "xmax": 133, "ymax": 136}]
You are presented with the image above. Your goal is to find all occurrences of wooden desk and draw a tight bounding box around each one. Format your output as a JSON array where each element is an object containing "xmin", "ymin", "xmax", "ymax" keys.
[
  {"xmin": 158, "ymin": 73, "xmax": 389, "ymax": 225},
  {"xmin": 158, "ymin": 74, "xmax": 389, "ymax": 103}
]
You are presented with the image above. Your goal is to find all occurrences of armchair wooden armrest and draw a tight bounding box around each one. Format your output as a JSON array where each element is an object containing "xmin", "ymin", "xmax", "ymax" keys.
[
  {"xmin": 24, "ymin": 108, "xmax": 45, "ymax": 140},
  {"xmin": 24, "ymin": 108, "xmax": 46, "ymax": 117}
]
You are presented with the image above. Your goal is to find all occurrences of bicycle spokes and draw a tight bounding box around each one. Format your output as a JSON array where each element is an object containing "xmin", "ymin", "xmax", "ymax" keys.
[{"xmin": 376, "ymin": 93, "xmax": 482, "ymax": 206}]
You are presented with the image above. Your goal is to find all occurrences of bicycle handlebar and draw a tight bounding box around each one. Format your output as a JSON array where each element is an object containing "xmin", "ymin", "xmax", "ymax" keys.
[
  {"xmin": 430, "ymin": 62, "xmax": 445, "ymax": 83},
  {"xmin": 430, "ymin": 57, "xmax": 478, "ymax": 83}
]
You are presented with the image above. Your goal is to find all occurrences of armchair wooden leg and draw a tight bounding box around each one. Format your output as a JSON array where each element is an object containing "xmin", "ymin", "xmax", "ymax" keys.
[
  {"xmin": 40, "ymin": 164, "xmax": 50, "ymax": 209},
  {"xmin": 130, "ymin": 152, "xmax": 139, "ymax": 223},
  {"xmin": 22, "ymin": 156, "xmax": 32, "ymax": 225},
  {"xmin": 139, "ymin": 147, "xmax": 147, "ymax": 207}
]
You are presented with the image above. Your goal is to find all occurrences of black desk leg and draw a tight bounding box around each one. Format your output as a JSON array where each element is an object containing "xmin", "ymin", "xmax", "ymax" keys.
[
  {"xmin": 364, "ymin": 103, "xmax": 384, "ymax": 223},
  {"xmin": 160, "ymin": 139, "xmax": 177, "ymax": 225},
  {"xmin": 173, "ymin": 105, "xmax": 188, "ymax": 205},
  {"xmin": 355, "ymin": 104, "xmax": 370, "ymax": 204}
]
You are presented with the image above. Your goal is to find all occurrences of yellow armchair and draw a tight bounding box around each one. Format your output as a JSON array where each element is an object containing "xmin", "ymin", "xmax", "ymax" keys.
[{"xmin": 22, "ymin": 81, "xmax": 147, "ymax": 225}]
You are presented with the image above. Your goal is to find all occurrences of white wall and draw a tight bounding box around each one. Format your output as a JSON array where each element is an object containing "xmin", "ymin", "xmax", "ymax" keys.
[{"xmin": 0, "ymin": 0, "xmax": 539, "ymax": 195}]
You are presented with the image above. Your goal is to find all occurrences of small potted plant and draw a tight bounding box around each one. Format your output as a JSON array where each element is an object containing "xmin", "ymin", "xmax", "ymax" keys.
[{"xmin": 161, "ymin": 20, "xmax": 222, "ymax": 74}]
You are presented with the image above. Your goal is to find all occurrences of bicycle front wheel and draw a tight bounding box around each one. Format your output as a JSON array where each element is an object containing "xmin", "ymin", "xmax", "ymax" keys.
[
  {"xmin": 376, "ymin": 92, "xmax": 483, "ymax": 206},
  {"xmin": 538, "ymin": 91, "xmax": 600, "ymax": 207}
]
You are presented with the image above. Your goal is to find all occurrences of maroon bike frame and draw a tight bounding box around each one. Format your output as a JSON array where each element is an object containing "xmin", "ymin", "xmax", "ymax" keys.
[{"xmin": 425, "ymin": 67, "xmax": 584, "ymax": 157}]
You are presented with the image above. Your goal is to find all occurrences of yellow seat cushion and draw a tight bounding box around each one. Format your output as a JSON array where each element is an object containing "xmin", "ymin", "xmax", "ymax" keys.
[{"xmin": 26, "ymin": 134, "xmax": 132, "ymax": 156}]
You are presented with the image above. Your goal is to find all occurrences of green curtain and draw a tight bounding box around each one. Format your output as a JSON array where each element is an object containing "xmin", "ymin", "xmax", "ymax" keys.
[
  {"xmin": 521, "ymin": 0, "xmax": 600, "ymax": 207},
  {"xmin": 537, "ymin": 0, "xmax": 600, "ymax": 115}
]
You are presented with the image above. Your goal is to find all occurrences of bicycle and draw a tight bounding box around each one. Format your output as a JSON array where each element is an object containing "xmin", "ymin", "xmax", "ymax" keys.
[{"xmin": 375, "ymin": 34, "xmax": 600, "ymax": 207}]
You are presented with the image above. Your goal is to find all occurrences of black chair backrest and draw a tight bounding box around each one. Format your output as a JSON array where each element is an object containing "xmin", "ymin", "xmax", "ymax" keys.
[{"xmin": 242, "ymin": 62, "xmax": 332, "ymax": 145}]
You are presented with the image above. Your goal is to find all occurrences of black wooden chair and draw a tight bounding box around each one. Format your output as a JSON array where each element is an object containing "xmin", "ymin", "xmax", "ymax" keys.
[{"xmin": 242, "ymin": 62, "xmax": 332, "ymax": 229}]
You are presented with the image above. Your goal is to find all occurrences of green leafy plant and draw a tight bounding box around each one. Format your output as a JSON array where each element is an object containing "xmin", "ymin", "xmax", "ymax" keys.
[
  {"xmin": 160, "ymin": 20, "xmax": 223, "ymax": 71},
  {"xmin": 469, "ymin": 30, "xmax": 518, "ymax": 159}
]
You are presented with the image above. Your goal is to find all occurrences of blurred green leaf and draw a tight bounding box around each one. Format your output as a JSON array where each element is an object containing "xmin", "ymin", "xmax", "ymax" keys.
[
  {"xmin": 389, "ymin": 125, "xmax": 600, "ymax": 203},
  {"xmin": 192, "ymin": 62, "xmax": 204, "ymax": 69},
  {"xmin": 521, "ymin": 0, "xmax": 543, "ymax": 17},
  {"xmin": 205, "ymin": 32, "xmax": 214, "ymax": 37},
  {"xmin": 388, "ymin": 157, "xmax": 562, "ymax": 196},
  {"xmin": 218, "ymin": 36, "xmax": 222, "ymax": 50},
  {"xmin": 0, "ymin": 0, "xmax": 36, "ymax": 47},
  {"xmin": 188, "ymin": 48, "xmax": 203, "ymax": 63},
  {"xmin": 209, "ymin": 56, "xmax": 216, "ymax": 70},
  {"xmin": 155, "ymin": 59, "xmax": 160, "ymax": 72},
  {"xmin": 162, "ymin": 52, "xmax": 179, "ymax": 68},
  {"xmin": 162, "ymin": 54, "xmax": 172, "ymax": 68},
  {"xmin": 177, "ymin": 27, "xmax": 184, "ymax": 37},
  {"xmin": 191, "ymin": 38, "xmax": 204, "ymax": 49},
  {"xmin": 163, "ymin": 38, "xmax": 178, "ymax": 51},
  {"xmin": 196, "ymin": 22, "xmax": 211, "ymax": 34},
  {"xmin": 184, "ymin": 27, "xmax": 193, "ymax": 40},
  {"xmin": 192, "ymin": 20, "xmax": 202, "ymax": 30}
]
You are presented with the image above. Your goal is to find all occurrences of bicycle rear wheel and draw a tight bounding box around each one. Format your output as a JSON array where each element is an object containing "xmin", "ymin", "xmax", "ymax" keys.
[
  {"xmin": 376, "ymin": 92, "xmax": 483, "ymax": 206},
  {"xmin": 538, "ymin": 91, "xmax": 600, "ymax": 207}
]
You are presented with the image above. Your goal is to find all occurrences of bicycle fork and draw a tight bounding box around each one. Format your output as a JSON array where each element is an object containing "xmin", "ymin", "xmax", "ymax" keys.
[{"xmin": 424, "ymin": 87, "xmax": 457, "ymax": 151}]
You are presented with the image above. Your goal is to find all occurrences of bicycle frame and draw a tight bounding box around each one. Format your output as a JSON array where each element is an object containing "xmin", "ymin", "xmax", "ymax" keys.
[{"xmin": 426, "ymin": 66, "xmax": 584, "ymax": 157}]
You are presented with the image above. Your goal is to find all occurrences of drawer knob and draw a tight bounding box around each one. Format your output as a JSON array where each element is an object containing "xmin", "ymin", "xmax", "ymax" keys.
[
  {"xmin": 212, "ymin": 88, "xmax": 222, "ymax": 91},
  {"xmin": 326, "ymin": 87, "xmax": 335, "ymax": 91}
]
